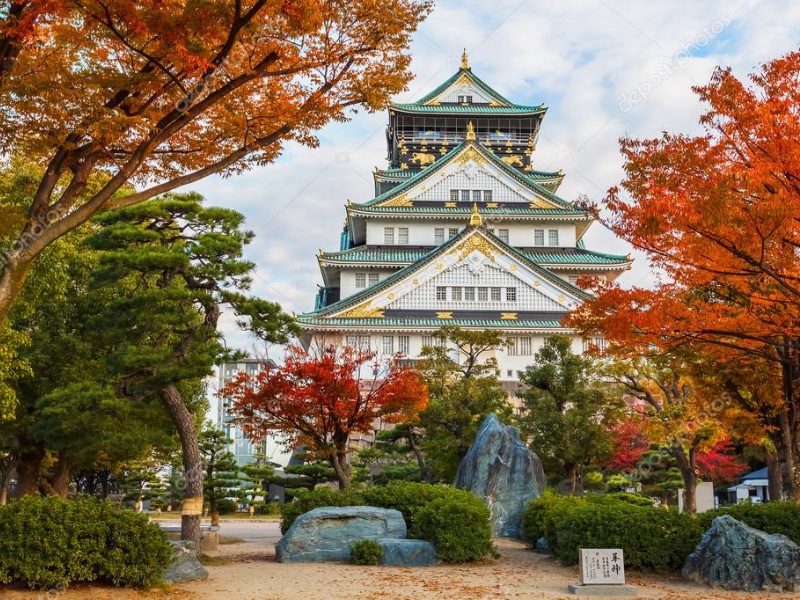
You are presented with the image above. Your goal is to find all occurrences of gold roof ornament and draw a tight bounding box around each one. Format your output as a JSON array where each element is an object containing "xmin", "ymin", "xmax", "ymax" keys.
[
  {"xmin": 461, "ymin": 48, "xmax": 469, "ymax": 70},
  {"xmin": 466, "ymin": 121, "xmax": 476, "ymax": 141},
  {"xmin": 469, "ymin": 202, "xmax": 482, "ymax": 226}
]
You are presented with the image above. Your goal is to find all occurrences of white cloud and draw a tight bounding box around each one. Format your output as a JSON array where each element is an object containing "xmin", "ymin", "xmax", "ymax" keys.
[{"xmin": 181, "ymin": 0, "xmax": 800, "ymax": 350}]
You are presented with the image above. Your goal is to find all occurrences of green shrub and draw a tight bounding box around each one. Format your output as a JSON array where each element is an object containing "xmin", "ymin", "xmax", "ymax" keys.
[
  {"xmin": 699, "ymin": 501, "xmax": 800, "ymax": 544},
  {"xmin": 215, "ymin": 498, "xmax": 239, "ymax": 515},
  {"xmin": 554, "ymin": 502, "xmax": 703, "ymax": 571},
  {"xmin": 414, "ymin": 494, "xmax": 498, "ymax": 563},
  {"xmin": 350, "ymin": 540, "xmax": 383, "ymax": 565},
  {"xmin": 603, "ymin": 492, "xmax": 655, "ymax": 507},
  {"xmin": 521, "ymin": 489, "xmax": 585, "ymax": 549},
  {"xmin": 360, "ymin": 480, "xmax": 452, "ymax": 531},
  {"xmin": 0, "ymin": 496, "xmax": 172, "ymax": 589}
]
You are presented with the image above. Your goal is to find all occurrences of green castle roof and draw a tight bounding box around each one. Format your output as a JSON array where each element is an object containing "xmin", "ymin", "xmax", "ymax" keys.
[
  {"xmin": 391, "ymin": 103, "xmax": 545, "ymax": 114},
  {"xmin": 303, "ymin": 226, "xmax": 589, "ymax": 320},
  {"xmin": 360, "ymin": 139, "xmax": 577, "ymax": 211},
  {"xmin": 296, "ymin": 316, "xmax": 566, "ymax": 329},
  {"xmin": 320, "ymin": 245, "xmax": 629, "ymax": 266}
]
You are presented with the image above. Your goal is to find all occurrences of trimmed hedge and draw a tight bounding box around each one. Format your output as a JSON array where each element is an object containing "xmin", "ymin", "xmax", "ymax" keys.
[
  {"xmin": 0, "ymin": 496, "xmax": 172, "ymax": 590},
  {"xmin": 280, "ymin": 481, "xmax": 497, "ymax": 562},
  {"xmin": 698, "ymin": 501, "xmax": 800, "ymax": 544},
  {"xmin": 522, "ymin": 491, "xmax": 703, "ymax": 571}
]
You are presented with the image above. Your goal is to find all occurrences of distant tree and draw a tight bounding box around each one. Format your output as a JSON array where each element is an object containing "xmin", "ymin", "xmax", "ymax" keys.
[
  {"xmin": 606, "ymin": 420, "xmax": 650, "ymax": 473},
  {"xmin": 239, "ymin": 459, "xmax": 276, "ymax": 509},
  {"xmin": 87, "ymin": 192, "xmax": 295, "ymax": 546},
  {"xmin": 226, "ymin": 344, "xmax": 428, "ymax": 489},
  {"xmin": 417, "ymin": 327, "xmax": 512, "ymax": 482},
  {"xmin": 516, "ymin": 335, "xmax": 621, "ymax": 494},
  {"xmin": 199, "ymin": 427, "xmax": 241, "ymax": 525},
  {"xmin": 696, "ymin": 438, "xmax": 748, "ymax": 484}
]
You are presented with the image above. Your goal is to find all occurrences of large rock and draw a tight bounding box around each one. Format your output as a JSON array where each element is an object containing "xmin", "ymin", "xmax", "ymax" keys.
[
  {"xmin": 683, "ymin": 515, "xmax": 800, "ymax": 592},
  {"xmin": 454, "ymin": 413, "xmax": 545, "ymax": 539},
  {"xmin": 377, "ymin": 539, "xmax": 438, "ymax": 566},
  {"xmin": 276, "ymin": 506, "xmax": 406, "ymax": 563},
  {"xmin": 163, "ymin": 540, "xmax": 208, "ymax": 584}
]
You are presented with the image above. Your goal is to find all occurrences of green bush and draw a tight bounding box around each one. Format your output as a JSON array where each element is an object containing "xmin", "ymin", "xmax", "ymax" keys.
[
  {"xmin": 215, "ymin": 498, "xmax": 238, "ymax": 515},
  {"xmin": 521, "ymin": 489, "xmax": 585, "ymax": 549},
  {"xmin": 699, "ymin": 501, "xmax": 800, "ymax": 544},
  {"xmin": 603, "ymin": 492, "xmax": 655, "ymax": 507},
  {"xmin": 360, "ymin": 480, "xmax": 452, "ymax": 531},
  {"xmin": 350, "ymin": 540, "xmax": 383, "ymax": 565},
  {"xmin": 414, "ymin": 494, "xmax": 498, "ymax": 562},
  {"xmin": 0, "ymin": 496, "xmax": 172, "ymax": 589},
  {"xmin": 554, "ymin": 502, "xmax": 702, "ymax": 571}
]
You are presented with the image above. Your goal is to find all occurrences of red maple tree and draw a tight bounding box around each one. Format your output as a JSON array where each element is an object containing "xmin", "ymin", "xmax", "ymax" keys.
[
  {"xmin": 569, "ymin": 47, "xmax": 800, "ymax": 500},
  {"xmin": 224, "ymin": 344, "xmax": 428, "ymax": 489},
  {"xmin": 696, "ymin": 438, "xmax": 748, "ymax": 484},
  {"xmin": 606, "ymin": 420, "xmax": 649, "ymax": 472}
]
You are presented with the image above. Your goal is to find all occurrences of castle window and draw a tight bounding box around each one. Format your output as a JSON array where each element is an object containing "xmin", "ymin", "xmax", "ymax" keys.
[
  {"xmin": 398, "ymin": 336, "xmax": 410, "ymax": 355},
  {"xmin": 534, "ymin": 229, "xmax": 545, "ymax": 246},
  {"xmin": 436, "ymin": 286, "xmax": 447, "ymax": 301},
  {"xmin": 434, "ymin": 228, "xmax": 445, "ymax": 244},
  {"xmin": 398, "ymin": 227, "xmax": 409, "ymax": 244},
  {"xmin": 368, "ymin": 273, "xmax": 379, "ymax": 286},
  {"xmin": 450, "ymin": 189, "xmax": 459, "ymax": 202},
  {"xmin": 448, "ymin": 227, "xmax": 459, "ymax": 239},
  {"xmin": 384, "ymin": 227, "xmax": 394, "ymax": 244},
  {"xmin": 460, "ymin": 190, "xmax": 471, "ymax": 202},
  {"xmin": 382, "ymin": 336, "xmax": 394, "ymax": 355},
  {"xmin": 506, "ymin": 287, "xmax": 517, "ymax": 302},
  {"xmin": 451, "ymin": 287, "xmax": 462, "ymax": 301},
  {"xmin": 498, "ymin": 229, "xmax": 509, "ymax": 243},
  {"xmin": 355, "ymin": 273, "xmax": 366, "ymax": 288},
  {"xmin": 464, "ymin": 287, "xmax": 476, "ymax": 301},
  {"xmin": 484, "ymin": 190, "xmax": 492, "ymax": 202},
  {"xmin": 478, "ymin": 287, "xmax": 488, "ymax": 301},
  {"xmin": 491, "ymin": 287, "xmax": 502, "ymax": 301},
  {"xmin": 548, "ymin": 229, "xmax": 559, "ymax": 246}
]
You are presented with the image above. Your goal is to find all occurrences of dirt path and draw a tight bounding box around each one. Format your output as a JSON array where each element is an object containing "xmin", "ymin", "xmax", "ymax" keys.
[{"xmin": 2, "ymin": 534, "xmax": 794, "ymax": 599}]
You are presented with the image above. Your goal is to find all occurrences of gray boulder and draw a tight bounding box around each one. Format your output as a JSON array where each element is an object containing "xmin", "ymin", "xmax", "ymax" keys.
[
  {"xmin": 683, "ymin": 515, "xmax": 800, "ymax": 592},
  {"xmin": 377, "ymin": 539, "xmax": 438, "ymax": 566},
  {"xmin": 276, "ymin": 506, "xmax": 406, "ymax": 563},
  {"xmin": 163, "ymin": 540, "xmax": 208, "ymax": 584},
  {"xmin": 454, "ymin": 413, "xmax": 545, "ymax": 538}
]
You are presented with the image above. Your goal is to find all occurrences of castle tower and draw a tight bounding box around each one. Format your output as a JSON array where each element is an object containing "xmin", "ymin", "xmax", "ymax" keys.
[{"xmin": 297, "ymin": 53, "xmax": 630, "ymax": 391}]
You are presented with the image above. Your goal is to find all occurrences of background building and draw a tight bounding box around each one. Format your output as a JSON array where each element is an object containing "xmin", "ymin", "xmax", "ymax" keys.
[{"xmin": 213, "ymin": 359, "xmax": 292, "ymax": 467}]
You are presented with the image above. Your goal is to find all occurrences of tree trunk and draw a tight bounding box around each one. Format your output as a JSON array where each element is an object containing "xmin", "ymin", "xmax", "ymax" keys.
[
  {"xmin": 0, "ymin": 461, "xmax": 15, "ymax": 504},
  {"xmin": 160, "ymin": 383, "xmax": 203, "ymax": 552},
  {"xmin": 41, "ymin": 454, "xmax": 72, "ymax": 498},
  {"xmin": 16, "ymin": 450, "xmax": 44, "ymax": 497},
  {"xmin": 406, "ymin": 429, "xmax": 432, "ymax": 483},
  {"xmin": 330, "ymin": 434, "xmax": 351, "ymax": 489},
  {"xmin": 0, "ymin": 249, "xmax": 34, "ymax": 326},
  {"xmin": 671, "ymin": 442, "xmax": 697, "ymax": 514},
  {"xmin": 766, "ymin": 450, "xmax": 781, "ymax": 502}
]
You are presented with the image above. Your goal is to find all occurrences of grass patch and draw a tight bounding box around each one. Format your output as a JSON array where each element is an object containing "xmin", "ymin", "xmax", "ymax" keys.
[
  {"xmin": 199, "ymin": 554, "xmax": 233, "ymax": 566},
  {"xmin": 219, "ymin": 536, "xmax": 245, "ymax": 545}
]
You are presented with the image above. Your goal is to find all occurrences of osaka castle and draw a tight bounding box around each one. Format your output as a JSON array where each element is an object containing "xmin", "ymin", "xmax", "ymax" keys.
[{"xmin": 296, "ymin": 52, "xmax": 630, "ymax": 389}]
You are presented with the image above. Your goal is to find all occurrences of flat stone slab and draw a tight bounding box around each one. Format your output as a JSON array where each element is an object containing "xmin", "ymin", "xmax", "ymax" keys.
[
  {"xmin": 163, "ymin": 540, "xmax": 208, "ymax": 584},
  {"xmin": 567, "ymin": 583, "xmax": 638, "ymax": 597},
  {"xmin": 276, "ymin": 506, "xmax": 406, "ymax": 563},
  {"xmin": 377, "ymin": 538, "xmax": 437, "ymax": 566}
]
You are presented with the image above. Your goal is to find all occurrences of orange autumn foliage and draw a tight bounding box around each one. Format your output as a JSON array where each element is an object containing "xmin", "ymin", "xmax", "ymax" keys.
[
  {"xmin": 223, "ymin": 344, "xmax": 428, "ymax": 489},
  {"xmin": 0, "ymin": 0, "xmax": 431, "ymax": 322},
  {"xmin": 568, "ymin": 47, "xmax": 800, "ymax": 499}
]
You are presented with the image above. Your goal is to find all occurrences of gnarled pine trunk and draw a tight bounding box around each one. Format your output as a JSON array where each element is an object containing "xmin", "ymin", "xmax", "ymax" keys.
[{"xmin": 161, "ymin": 384, "xmax": 203, "ymax": 552}]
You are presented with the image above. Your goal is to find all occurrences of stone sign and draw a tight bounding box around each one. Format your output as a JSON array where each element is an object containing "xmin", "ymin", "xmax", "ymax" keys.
[{"xmin": 580, "ymin": 548, "xmax": 625, "ymax": 585}]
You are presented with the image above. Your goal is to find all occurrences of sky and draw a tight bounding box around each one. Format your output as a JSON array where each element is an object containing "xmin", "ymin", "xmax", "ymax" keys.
[{"xmin": 185, "ymin": 0, "xmax": 800, "ymax": 353}]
